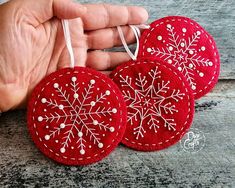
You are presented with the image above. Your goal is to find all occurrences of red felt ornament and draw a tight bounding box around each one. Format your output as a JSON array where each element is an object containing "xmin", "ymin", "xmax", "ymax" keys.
[
  {"xmin": 27, "ymin": 20, "xmax": 127, "ymax": 165},
  {"xmin": 110, "ymin": 57, "xmax": 194, "ymax": 151},
  {"xmin": 27, "ymin": 67, "xmax": 127, "ymax": 165},
  {"xmin": 139, "ymin": 16, "xmax": 220, "ymax": 99}
]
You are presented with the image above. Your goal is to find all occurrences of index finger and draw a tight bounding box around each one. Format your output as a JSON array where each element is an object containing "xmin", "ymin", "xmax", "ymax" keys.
[{"xmin": 83, "ymin": 4, "xmax": 148, "ymax": 30}]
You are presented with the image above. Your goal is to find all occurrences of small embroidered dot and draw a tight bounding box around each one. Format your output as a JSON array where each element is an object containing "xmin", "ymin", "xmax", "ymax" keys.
[
  {"xmin": 78, "ymin": 132, "xmax": 83, "ymax": 137},
  {"xmin": 71, "ymin": 146, "xmax": 74, "ymax": 150},
  {"xmin": 199, "ymin": 72, "xmax": 204, "ymax": 77},
  {"xmin": 54, "ymin": 83, "xmax": 59, "ymax": 88},
  {"xmin": 192, "ymin": 85, "xmax": 196, "ymax": 90},
  {"xmin": 106, "ymin": 90, "xmax": 111, "ymax": 95},
  {"xmin": 201, "ymin": 46, "xmax": 206, "ymax": 51},
  {"xmin": 147, "ymin": 48, "xmax": 152, "ymax": 53},
  {"xmin": 208, "ymin": 61, "xmax": 213, "ymax": 66},
  {"xmin": 157, "ymin": 36, "xmax": 162, "ymax": 41},
  {"xmin": 44, "ymin": 109, "xmax": 47, "ymax": 112},
  {"xmin": 93, "ymin": 120, "xmax": 98, "ymax": 125},
  {"xmin": 89, "ymin": 145, "xmax": 92, "ymax": 148},
  {"xmin": 60, "ymin": 123, "xmax": 66, "ymax": 129},
  {"xmin": 112, "ymin": 108, "xmax": 117, "ymax": 113},
  {"xmin": 107, "ymin": 102, "xmax": 110, "ymax": 105},
  {"xmin": 59, "ymin": 105, "xmax": 64, "ymax": 110},
  {"xmin": 74, "ymin": 93, "xmax": 79, "ymax": 99},
  {"xmin": 110, "ymin": 127, "xmax": 115, "ymax": 132},
  {"xmin": 45, "ymin": 135, "xmax": 50, "ymax": 140},
  {"xmin": 168, "ymin": 59, "xmax": 172, "ymax": 64},
  {"xmin": 189, "ymin": 50, "xmax": 194, "ymax": 55},
  {"xmin": 55, "ymin": 140, "xmax": 59, "ymax": 143},
  {"xmin": 181, "ymin": 42, "xmax": 185, "ymax": 47},
  {"xmin": 189, "ymin": 64, "xmax": 194, "ymax": 69},
  {"xmin": 97, "ymin": 88, "xmax": 100, "ymax": 91},
  {"xmin": 71, "ymin": 77, "xmax": 77, "ymax": 82},
  {"xmin": 65, "ymin": 84, "xmax": 68, "ymax": 87},
  {"xmin": 41, "ymin": 98, "xmax": 47, "ymax": 104},
  {"xmin": 80, "ymin": 149, "xmax": 85, "ymax": 155},
  {"xmin": 98, "ymin": 143, "xmax": 104, "ymax": 148},
  {"xmin": 109, "ymin": 118, "xmax": 112, "ymax": 121},
  {"xmin": 167, "ymin": 24, "xmax": 172, "ymax": 29},
  {"xmin": 169, "ymin": 46, "xmax": 173, "ymax": 51},
  {"xmin": 197, "ymin": 31, "xmax": 201, "ymax": 35},
  {"xmin": 90, "ymin": 79, "xmax": 95, "ymax": 84},
  {"xmin": 90, "ymin": 101, "xmax": 96, "ymax": 106},
  {"xmin": 178, "ymin": 67, "xmax": 182, "ymax": 71},
  {"xmin": 60, "ymin": 148, "xmax": 66, "ymax": 153},
  {"xmin": 38, "ymin": 116, "xmax": 43, "ymax": 122},
  {"xmin": 182, "ymin": 28, "xmax": 187, "ymax": 33},
  {"xmin": 46, "ymin": 126, "xmax": 49, "ymax": 129},
  {"xmin": 52, "ymin": 94, "xmax": 54, "ymax": 96}
]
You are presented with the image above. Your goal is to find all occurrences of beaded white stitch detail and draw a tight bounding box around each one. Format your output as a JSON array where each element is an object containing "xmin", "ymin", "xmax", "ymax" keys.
[
  {"xmin": 37, "ymin": 76, "xmax": 117, "ymax": 155},
  {"xmin": 146, "ymin": 24, "xmax": 213, "ymax": 91}
]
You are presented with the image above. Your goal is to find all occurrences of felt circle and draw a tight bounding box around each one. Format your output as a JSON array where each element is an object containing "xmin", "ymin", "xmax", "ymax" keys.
[
  {"xmin": 110, "ymin": 57, "xmax": 194, "ymax": 151},
  {"xmin": 27, "ymin": 67, "xmax": 127, "ymax": 165},
  {"xmin": 139, "ymin": 16, "xmax": 220, "ymax": 99}
]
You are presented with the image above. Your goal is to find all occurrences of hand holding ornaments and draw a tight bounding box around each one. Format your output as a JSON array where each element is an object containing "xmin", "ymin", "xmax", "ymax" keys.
[{"xmin": 27, "ymin": 16, "xmax": 220, "ymax": 165}]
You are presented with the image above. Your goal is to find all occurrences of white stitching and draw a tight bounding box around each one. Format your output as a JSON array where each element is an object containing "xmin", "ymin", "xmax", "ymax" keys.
[
  {"xmin": 141, "ymin": 17, "xmax": 219, "ymax": 96},
  {"xmin": 31, "ymin": 69, "xmax": 124, "ymax": 161},
  {"xmin": 114, "ymin": 61, "xmax": 192, "ymax": 147}
]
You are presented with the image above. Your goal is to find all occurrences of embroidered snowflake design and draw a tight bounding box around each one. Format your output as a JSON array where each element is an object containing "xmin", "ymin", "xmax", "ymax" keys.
[
  {"xmin": 146, "ymin": 24, "xmax": 214, "ymax": 91},
  {"xmin": 37, "ymin": 77, "xmax": 118, "ymax": 155},
  {"xmin": 119, "ymin": 66, "xmax": 185, "ymax": 140}
]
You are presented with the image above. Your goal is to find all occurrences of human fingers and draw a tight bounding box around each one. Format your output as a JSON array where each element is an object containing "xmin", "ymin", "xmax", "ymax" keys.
[
  {"xmin": 5, "ymin": 0, "xmax": 87, "ymax": 27},
  {"xmin": 87, "ymin": 26, "xmax": 136, "ymax": 50},
  {"xmin": 83, "ymin": 4, "xmax": 148, "ymax": 30},
  {"xmin": 86, "ymin": 51, "xmax": 130, "ymax": 71}
]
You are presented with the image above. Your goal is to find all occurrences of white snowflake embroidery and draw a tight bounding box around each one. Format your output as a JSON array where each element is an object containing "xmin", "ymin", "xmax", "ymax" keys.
[
  {"xmin": 120, "ymin": 66, "xmax": 185, "ymax": 140},
  {"xmin": 146, "ymin": 24, "xmax": 214, "ymax": 91},
  {"xmin": 37, "ymin": 77, "xmax": 117, "ymax": 155}
]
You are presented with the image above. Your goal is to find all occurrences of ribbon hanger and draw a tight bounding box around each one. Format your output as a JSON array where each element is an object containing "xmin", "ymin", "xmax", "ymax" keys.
[
  {"xmin": 62, "ymin": 19, "xmax": 75, "ymax": 68},
  {"xmin": 62, "ymin": 19, "xmax": 150, "ymax": 66},
  {"xmin": 117, "ymin": 24, "xmax": 150, "ymax": 61}
]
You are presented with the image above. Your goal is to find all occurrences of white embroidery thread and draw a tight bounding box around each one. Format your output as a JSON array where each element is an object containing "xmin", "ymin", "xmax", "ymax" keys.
[
  {"xmin": 146, "ymin": 23, "xmax": 213, "ymax": 91},
  {"xmin": 119, "ymin": 66, "xmax": 185, "ymax": 140},
  {"xmin": 37, "ymin": 76, "xmax": 117, "ymax": 155}
]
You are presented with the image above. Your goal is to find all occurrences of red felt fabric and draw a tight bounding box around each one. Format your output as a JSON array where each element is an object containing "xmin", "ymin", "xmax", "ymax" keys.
[
  {"xmin": 27, "ymin": 67, "xmax": 127, "ymax": 165},
  {"xmin": 139, "ymin": 16, "xmax": 220, "ymax": 99},
  {"xmin": 110, "ymin": 57, "xmax": 195, "ymax": 151}
]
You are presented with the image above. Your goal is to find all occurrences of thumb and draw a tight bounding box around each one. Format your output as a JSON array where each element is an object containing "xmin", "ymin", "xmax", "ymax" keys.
[{"xmin": 6, "ymin": 0, "xmax": 87, "ymax": 26}]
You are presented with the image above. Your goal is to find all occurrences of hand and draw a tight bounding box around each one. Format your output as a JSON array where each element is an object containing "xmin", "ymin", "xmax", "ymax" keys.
[{"xmin": 0, "ymin": 0, "xmax": 148, "ymax": 112}]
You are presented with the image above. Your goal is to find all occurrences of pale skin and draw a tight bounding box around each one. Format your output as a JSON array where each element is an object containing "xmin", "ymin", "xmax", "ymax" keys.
[{"xmin": 0, "ymin": 0, "xmax": 148, "ymax": 112}]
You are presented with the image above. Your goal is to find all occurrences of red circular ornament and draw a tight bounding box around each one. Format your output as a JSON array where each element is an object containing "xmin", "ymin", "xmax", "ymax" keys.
[
  {"xmin": 139, "ymin": 16, "xmax": 220, "ymax": 99},
  {"xmin": 110, "ymin": 58, "xmax": 194, "ymax": 151},
  {"xmin": 27, "ymin": 67, "xmax": 127, "ymax": 165}
]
